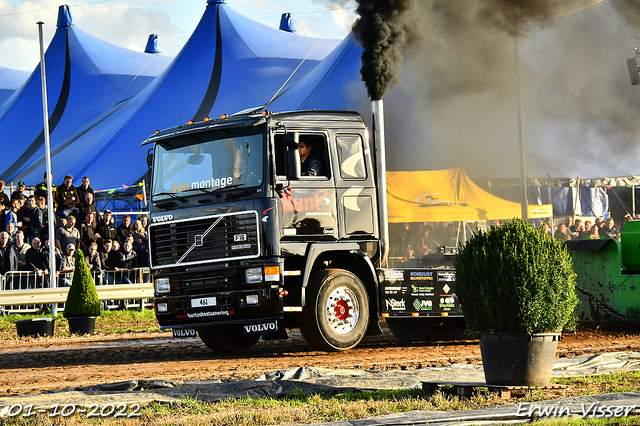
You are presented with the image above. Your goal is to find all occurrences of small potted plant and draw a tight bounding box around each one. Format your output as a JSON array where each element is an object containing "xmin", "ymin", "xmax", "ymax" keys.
[
  {"xmin": 63, "ymin": 249, "xmax": 101, "ymax": 334},
  {"xmin": 455, "ymin": 218, "xmax": 579, "ymax": 386}
]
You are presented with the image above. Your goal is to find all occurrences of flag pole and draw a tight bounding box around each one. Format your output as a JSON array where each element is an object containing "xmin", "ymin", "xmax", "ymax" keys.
[{"xmin": 38, "ymin": 21, "xmax": 58, "ymax": 315}]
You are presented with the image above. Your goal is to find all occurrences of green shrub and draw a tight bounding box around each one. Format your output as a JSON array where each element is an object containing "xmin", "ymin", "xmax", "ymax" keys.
[
  {"xmin": 455, "ymin": 218, "xmax": 578, "ymax": 334},
  {"xmin": 63, "ymin": 249, "xmax": 101, "ymax": 317}
]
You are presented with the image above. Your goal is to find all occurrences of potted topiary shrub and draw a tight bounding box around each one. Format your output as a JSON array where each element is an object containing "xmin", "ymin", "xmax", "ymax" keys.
[
  {"xmin": 455, "ymin": 218, "xmax": 579, "ymax": 386},
  {"xmin": 63, "ymin": 249, "xmax": 101, "ymax": 335}
]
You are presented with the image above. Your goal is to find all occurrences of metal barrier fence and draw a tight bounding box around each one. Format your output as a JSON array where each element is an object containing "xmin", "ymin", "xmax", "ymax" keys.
[{"xmin": 0, "ymin": 268, "xmax": 154, "ymax": 314}]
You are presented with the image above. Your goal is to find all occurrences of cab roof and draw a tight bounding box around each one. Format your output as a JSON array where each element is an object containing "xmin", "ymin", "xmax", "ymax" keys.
[{"xmin": 142, "ymin": 109, "xmax": 366, "ymax": 146}]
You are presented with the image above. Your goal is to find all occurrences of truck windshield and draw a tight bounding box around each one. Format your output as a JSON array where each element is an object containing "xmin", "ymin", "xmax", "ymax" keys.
[{"xmin": 152, "ymin": 129, "xmax": 263, "ymax": 199}]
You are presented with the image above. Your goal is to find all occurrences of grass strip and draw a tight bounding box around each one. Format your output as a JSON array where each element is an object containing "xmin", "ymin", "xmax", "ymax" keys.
[
  {"xmin": 0, "ymin": 308, "xmax": 161, "ymax": 338},
  {"xmin": 2, "ymin": 371, "xmax": 640, "ymax": 425}
]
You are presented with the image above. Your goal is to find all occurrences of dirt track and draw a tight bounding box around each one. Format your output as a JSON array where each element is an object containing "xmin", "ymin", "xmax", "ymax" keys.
[{"xmin": 2, "ymin": 323, "xmax": 640, "ymax": 397}]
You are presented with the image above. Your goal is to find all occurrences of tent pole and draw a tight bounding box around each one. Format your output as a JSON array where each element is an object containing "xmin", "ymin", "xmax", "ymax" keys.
[
  {"xmin": 38, "ymin": 21, "xmax": 58, "ymax": 315},
  {"xmin": 633, "ymin": 186, "xmax": 636, "ymax": 218}
]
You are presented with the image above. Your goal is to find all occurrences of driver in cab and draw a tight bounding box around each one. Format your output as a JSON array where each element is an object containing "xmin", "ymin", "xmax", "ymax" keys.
[{"xmin": 298, "ymin": 140, "xmax": 323, "ymax": 176}]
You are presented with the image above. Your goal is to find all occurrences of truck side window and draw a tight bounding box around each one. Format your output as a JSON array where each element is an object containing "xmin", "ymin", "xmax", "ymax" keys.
[
  {"xmin": 275, "ymin": 133, "xmax": 329, "ymax": 179},
  {"xmin": 336, "ymin": 134, "xmax": 367, "ymax": 179}
]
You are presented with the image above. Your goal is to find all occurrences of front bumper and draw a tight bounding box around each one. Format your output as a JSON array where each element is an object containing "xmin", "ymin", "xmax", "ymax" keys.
[{"xmin": 155, "ymin": 287, "xmax": 283, "ymax": 329}]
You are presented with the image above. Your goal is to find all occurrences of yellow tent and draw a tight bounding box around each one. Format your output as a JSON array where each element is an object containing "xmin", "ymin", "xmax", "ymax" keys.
[{"xmin": 387, "ymin": 168, "xmax": 553, "ymax": 223}]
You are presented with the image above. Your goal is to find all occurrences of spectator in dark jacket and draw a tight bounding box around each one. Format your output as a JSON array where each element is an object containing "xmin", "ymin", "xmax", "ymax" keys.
[
  {"xmin": 118, "ymin": 240, "xmax": 138, "ymax": 284},
  {"xmin": 77, "ymin": 192, "xmax": 98, "ymax": 227},
  {"xmin": 96, "ymin": 210, "xmax": 117, "ymax": 242},
  {"xmin": 10, "ymin": 181, "xmax": 26, "ymax": 201},
  {"xmin": 83, "ymin": 242, "xmax": 102, "ymax": 275},
  {"xmin": 76, "ymin": 177, "xmax": 94, "ymax": 208},
  {"xmin": 34, "ymin": 172, "xmax": 57, "ymax": 209},
  {"xmin": 24, "ymin": 195, "xmax": 43, "ymax": 243},
  {"xmin": 56, "ymin": 175, "xmax": 79, "ymax": 219},
  {"xmin": 116, "ymin": 215, "xmax": 131, "ymax": 245},
  {"xmin": 25, "ymin": 237, "xmax": 50, "ymax": 288},
  {"xmin": 80, "ymin": 212, "xmax": 97, "ymax": 249}
]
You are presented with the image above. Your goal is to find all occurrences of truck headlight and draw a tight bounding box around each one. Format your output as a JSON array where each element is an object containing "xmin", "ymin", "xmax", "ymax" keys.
[
  {"xmin": 245, "ymin": 267, "xmax": 262, "ymax": 283},
  {"xmin": 155, "ymin": 278, "xmax": 170, "ymax": 294},
  {"xmin": 157, "ymin": 302, "xmax": 168, "ymax": 313},
  {"xmin": 246, "ymin": 294, "xmax": 260, "ymax": 305}
]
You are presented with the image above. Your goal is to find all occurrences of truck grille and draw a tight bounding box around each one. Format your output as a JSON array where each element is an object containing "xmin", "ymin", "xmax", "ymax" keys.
[{"xmin": 149, "ymin": 211, "xmax": 260, "ymax": 268}]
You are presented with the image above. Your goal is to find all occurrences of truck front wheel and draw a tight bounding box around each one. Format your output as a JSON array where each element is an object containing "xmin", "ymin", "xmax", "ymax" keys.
[
  {"xmin": 298, "ymin": 269, "xmax": 369, "ymax": 351},
  {"xmin": 197, "ymin": 325, "xmax": 261, "ymax": 352}
]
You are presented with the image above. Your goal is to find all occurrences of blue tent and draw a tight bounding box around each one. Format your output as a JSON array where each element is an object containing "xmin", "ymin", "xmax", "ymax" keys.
[
  {"xmin": 0, "ymin": 67, "xmax": 29, "ymax": 105},
  {"xmin": 10, "ymin": 0, "xmax": 340, "ymax": 189},
  {"xmin": 266, "ymin": 32, "xmax": 367, "ymax": 112},
  {"xmin": 0, "ymin": 5, "xmax": 172, "ymax": 184}
]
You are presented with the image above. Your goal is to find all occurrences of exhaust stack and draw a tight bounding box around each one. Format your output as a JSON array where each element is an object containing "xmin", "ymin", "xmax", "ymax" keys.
[{"xmin": 372, "ymin": 99, "xmax": 390, "ymax": 268}]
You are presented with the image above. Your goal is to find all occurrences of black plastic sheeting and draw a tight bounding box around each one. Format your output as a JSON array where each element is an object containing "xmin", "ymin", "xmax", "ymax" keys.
[{"xmin": 1, "ymin": 352, "xmax": 640, "ymax": 424}]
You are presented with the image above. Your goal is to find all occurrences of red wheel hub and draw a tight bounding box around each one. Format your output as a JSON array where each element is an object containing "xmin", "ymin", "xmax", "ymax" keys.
[{"xmin": 334, "ymin": 300, "xmax": 349, "ymax": 321}]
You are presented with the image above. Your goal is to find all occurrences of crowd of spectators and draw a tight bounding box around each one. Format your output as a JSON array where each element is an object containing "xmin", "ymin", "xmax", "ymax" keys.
[
  {"xmin": 0, "ymin": 174, "xmax": 149, "ymax": 288},
  {"xmin": 389, "ymin": 222, "xmax": 465, "ymax": 262},
  {"xmin": 389, "ymin": 215, "xmax": 631, "ymax": 265},
  {"xmin": 547, "ymin": 215, "xmax": 622, "ymax": 244}
]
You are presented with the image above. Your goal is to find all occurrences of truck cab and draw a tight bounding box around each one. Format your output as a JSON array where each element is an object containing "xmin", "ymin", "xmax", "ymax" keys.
[{"xmin": 146, "ymin": 109, "xmax": 463, "ymax": 352}]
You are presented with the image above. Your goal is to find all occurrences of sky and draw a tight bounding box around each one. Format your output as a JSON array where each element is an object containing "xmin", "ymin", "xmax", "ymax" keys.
[{"xmin": 0, "ymin": 0, "xmax": 357, "ymax": 71}]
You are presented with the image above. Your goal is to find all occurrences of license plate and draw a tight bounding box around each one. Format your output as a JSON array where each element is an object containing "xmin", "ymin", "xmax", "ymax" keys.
[
  {"xmin": 242, "ymin": 321, "xmax": 278, "ymax": 335},
  {"xmin": 191, "ymin": 297, "xmax": 217, "ymax": 308},
  {"xmin": 172, "ymin": 328, "xmax": 197, "ymax": 338}
]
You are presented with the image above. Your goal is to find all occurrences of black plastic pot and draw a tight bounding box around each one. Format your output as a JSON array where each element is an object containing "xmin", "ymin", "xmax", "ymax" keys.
[
  {"xmin": 15, "ymin": 318, "xmax": 56, "ymax": 337},
  {"xmin": 67, "ymin": 316, "xmax": 97, "ymax": 335},
  {"xmin": 478, "ymin": 332, "xmax": 560, "ymax": 386}
]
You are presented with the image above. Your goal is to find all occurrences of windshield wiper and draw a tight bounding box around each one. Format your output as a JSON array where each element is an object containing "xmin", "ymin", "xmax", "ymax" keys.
[{"xmin": 154, "ymin": 191, "xmax": 187, "ymax": 202}]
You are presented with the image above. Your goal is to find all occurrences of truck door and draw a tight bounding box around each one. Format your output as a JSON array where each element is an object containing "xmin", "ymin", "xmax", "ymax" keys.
[
  {"xmin": 334, "ymin": 132, "xmax": 378, "ymax": 240},
  {"xmin": 275, "ymin": 132, "xmax": 337, "ymax": 240}
]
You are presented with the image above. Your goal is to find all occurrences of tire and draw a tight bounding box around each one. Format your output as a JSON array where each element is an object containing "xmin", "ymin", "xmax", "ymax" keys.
[
  {"xmin": 298, "ymin": 269, "xmax": 370, "ymax": 351},
  {"xmin": 387, "ymin": 318, "xmax": 466, "ymax": 342},
  {"xmin": 197, "ymin": 325, "xmax": 261, "ymax": 353}
]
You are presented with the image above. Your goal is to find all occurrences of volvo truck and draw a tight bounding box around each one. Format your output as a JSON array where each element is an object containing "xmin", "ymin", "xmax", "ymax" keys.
[{"xmin": 145, "ymin": 107, "xmax": 463, "ymax": 352}]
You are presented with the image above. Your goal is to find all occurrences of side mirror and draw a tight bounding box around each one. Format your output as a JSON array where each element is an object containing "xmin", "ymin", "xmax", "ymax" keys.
[
  {"xmin": 147, "ymin": 151, "xmax": 154, "ymax": 167},
  {"xmin": 286, "ymin": 149, "xmax": 301, "ymax": 180},
  {"xmin": 286, "ymin": 132, "xmax": 299, "ymax": 146},
  {"xmin": 284, "ymin": 132, "xmax": 300, "ymax": 179}
]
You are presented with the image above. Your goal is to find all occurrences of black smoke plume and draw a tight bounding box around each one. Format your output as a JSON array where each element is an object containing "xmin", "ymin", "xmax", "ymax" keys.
[
  {"xmin": 351, "ymin": 0, "xmax": 606, "ymax": 101},
  {"xmin": 352, "ymin": 0, "xmax": 418, "ymax": 100}
]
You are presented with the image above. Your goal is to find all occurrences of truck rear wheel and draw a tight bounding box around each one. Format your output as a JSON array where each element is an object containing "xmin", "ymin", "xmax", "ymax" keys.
[
  {"xmin": 298, "ymin": 269, "xmax": 369, "ymax": 352},
  {"xmin": 197, "ymin": 325, "xmax": 261, "ymax": 353},
  {"xmin": 386, "ymin": 318, "xmax": 466, "ymax": 342}
]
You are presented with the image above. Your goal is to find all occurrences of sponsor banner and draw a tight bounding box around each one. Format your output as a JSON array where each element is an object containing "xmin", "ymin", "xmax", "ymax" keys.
[
  {"xmin": 186, "ymin": 310, "xmax": 230, "ymax": 318},
  {"xmin": 410, "ymin": 284, "xmax": 435, "ymax": 296},
  {"xmin": 437, "ymin": 271, "xmax": 455, "ymax": 282},
  {"xmin": 384, "ymin": 269, "xmax": 404, "ymax": 281},
  {"xmin": 413, "ymin": 299, "xmax": 433, "ymax": 311},
  {"xmin": 385, "ymin": 298, "xmax": 406, "ymax": 311},
  {"xmin": 409, "ymin": 271, "xmax": 433, "ymax": 281}
]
